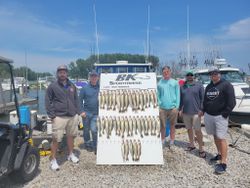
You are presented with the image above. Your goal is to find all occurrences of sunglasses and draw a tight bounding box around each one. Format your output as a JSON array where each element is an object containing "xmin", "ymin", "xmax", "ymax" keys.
[
  {"xmin": 209, "ymin": 72, "xmax": 219, "ymax": 76},
  {"xmin": 186, "ymin": 74, "xmax": 193, "ymax": 77}
]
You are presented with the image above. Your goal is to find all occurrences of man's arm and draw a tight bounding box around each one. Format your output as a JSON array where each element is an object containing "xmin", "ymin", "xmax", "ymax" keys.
[
  {"xmin": 175, "ymin": 81, "xmax": 180, "ymax": 109},
  {"xmin": 221, "ymin": 83, "xmax": 236, "ymax": 118},
  {"xmin": 79, "ymin": 87, "xmax": 86, "ymax": 115},
  {"xmin": 45, "ymin": 85, "xmax": 56, "ymax": 119}
]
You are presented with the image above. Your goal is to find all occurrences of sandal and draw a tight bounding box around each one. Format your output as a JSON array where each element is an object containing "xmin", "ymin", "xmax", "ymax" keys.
[
  {"xmin": 185, "ymin": 146, "xmax": 196, "ymax": 151},
  {"xmin": 199, "ymin": 151, "xmax": 206, "ymax": 158}
]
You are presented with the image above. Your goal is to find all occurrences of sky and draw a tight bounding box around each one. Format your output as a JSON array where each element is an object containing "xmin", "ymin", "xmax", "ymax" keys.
[{"xmin": 0, "ymin": 0, "xmax": 250, "ymax": 73}]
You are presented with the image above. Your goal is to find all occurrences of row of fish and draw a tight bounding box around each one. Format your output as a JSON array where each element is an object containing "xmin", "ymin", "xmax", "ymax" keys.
[
  {"xmin": 99, "ymin": 89, "xmax": 158, "ymax": 112},
  {"xmin": 121, "ymin": 139, "xmax": 142, "ymax": 162},
  {"xmin": 97, "ymin": 116, "xmax": 161, "ymax": 139}
]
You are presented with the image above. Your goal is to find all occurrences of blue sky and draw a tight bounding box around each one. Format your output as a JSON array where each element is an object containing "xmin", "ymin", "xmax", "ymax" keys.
[{"xmin": 0, "ymin": 0, "xmax": 250, "ymax": 73}]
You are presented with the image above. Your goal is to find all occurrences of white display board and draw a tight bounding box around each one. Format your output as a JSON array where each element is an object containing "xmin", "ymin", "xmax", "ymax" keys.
[{"xmin": 96, "ymin": 73, "xmax": 164, "ymax": 165}]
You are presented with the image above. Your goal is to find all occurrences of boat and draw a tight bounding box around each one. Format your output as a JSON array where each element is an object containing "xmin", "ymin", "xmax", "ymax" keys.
[
  {"xmin": 194, "ymin": 58, "xmax": 250, "ymax": 124},
  {"xmin": 94, "ymin": 60, "xmax": 153, "ymax": 74}
]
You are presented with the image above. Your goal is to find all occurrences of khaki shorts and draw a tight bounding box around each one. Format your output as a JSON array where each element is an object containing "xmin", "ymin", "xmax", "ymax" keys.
[
  {"xmin": 52, "ymin": 115, "xmax": 78, "ymax": 142},
  {"xmin": 159, "ymin": 108, "xmax": 178, "ymax": 128},
  {"xmin": 183, "ymin": 114, "xmax": 201, "ymax": 130}
]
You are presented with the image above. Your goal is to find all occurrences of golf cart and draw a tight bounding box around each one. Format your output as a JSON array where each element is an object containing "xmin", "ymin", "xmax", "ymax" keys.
[{"xmin": 0, "ymin": 56, "xmax": 40, "ymax": 182}]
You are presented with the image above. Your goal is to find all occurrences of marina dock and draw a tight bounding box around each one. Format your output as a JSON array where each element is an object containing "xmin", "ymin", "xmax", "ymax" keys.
[{"xmin": 0, "ymin": 97, "xmax": 38, "ymax": 114}]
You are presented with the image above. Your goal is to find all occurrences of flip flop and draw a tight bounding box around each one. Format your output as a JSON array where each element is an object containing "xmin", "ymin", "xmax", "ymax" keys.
[
  {"xmin": 185, "ymin": 146, "xmax": 196, "ymax": 151},
  {"xmin": 199, "ymin": 151, "xmax": 206, "ymax": 158}
]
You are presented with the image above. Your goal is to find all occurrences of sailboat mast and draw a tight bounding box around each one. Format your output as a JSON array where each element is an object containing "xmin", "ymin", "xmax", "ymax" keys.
[
  {"xmin": 146, "ymin": 5, "xmax": 150, "ymax": 63},
  {"xmin": 93, "ymin": 4, "xmax": 100, "ymax": 63},
  {"xmin": 187, "ymin": 5, "xmax": 190, "ymax": 70}
]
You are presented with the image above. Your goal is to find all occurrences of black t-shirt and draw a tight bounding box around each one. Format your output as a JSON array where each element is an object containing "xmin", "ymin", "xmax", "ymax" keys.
[{"xmin": 203, "ymin": 79, "xmax": 236, "ymax": 118}]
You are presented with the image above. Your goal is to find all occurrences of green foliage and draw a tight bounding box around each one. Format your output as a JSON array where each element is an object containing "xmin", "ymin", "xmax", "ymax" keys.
[{"xmin": 13, "ymin": 67, "xmax": 52, "ymax": 81}]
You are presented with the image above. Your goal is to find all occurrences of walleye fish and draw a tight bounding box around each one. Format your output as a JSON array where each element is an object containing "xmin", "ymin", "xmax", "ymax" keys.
[
  {"xmin": 112, "ymin": 90, "xmax": 116, "ymax": 110},
  {"xmin": 133, "ymin": 140, "xmax": 138, "ymax": 161},
  {"xmin": 107, "ymin": 116, "xmax": 113, "ymax": 139},
  {"xmin": 121, "ymin": 140, "xmax": 126, "ymax": 162},
  {"xmin": 112, "ymin": 116, "xmax": 117, "ymax": 137},
  {"xmin": 116, "ymin": 116, "xmax": 121, "ymax": 136},
  {"xmin": 120, "ymin": 91, "xmax": 125, "ymax": 112},
  {"xmin": 139, "ymin": 90, "xmax": 144, "ymax": 111},
  {"xmin": 142, "ymin": 90, "xmax": 147, "ymax": 109},
  {"xmin": 101, "ymin": 117, "xmax": 105, "ymax": 135},
  {"xmin": 128, "ymin": 116, "xmax": 133, "ymax": 137},
  {"xmin": 137, "ymin": 140, "xmax": 141, "ymax": 161},
  {"xmin": 143, "ymin": 117, "xmax": 149, "ymax": 136},
  {"xmin": 116, "ymin": 90, "xmax": 121, "ymax": 113},
  {"xmin": 129, "ymin": 140, "xmax": 134, "ymax": 161},
  {"xmin": 98, "ymin": 92, "xmax": 102, "ymax": 109},
  {"xmin": 147, "ymin": 116, "xmax": 152, "ymax": 135},
  {"xmin": 128, "ymin": 90, "xmax": 133, "ymax": 109},
  {"xmin": 124, "ymin": 90, "xmax": 129, "ymax": 112},
  {"xmin": 131, "ymin": 90, "xmax": 137, "ymax": 111},
  {"xmin": 152, "ymin": 89, "xmax": 158, "ymax": 108},
  {"xmin": 135, "ymin": 90, "xmax": 140, "ymax": 110},
  {"xmin": 137, "ymin": 116, "xmax": 144, "ymax": 138},
  {"xmin": 120, "ymin": 116, "xmax": 125, "ymax": 138},
  {"xmin": 145, "ymin": 90, "xmax": 150, "ymax": 107},
  {"xmin": 105, "ymin": 116, "xmax": 109, "ymax": 138},
  {"xmin": 97, "ymin": 116, "xmax": 102, "ymax": 137},
  {"xmin": 132, "ymin": 116, "xmax": 137, "ymax": 135},
  {"xmin": 124, "ymin": 116, "xmax": 129, "ymax": 137},
  {"xmin": 125, "ymin": 140, "xmax": 129, "ymax": 161},
  {"xmin": 155, "ymin": 116, "xmax": 161, "ymax": 138}
]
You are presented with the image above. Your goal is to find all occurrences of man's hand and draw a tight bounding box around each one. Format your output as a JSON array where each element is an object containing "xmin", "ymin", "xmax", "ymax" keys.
[
  {"xmin": 178, "ymin": 110, "xmax": 183, "ymax": 117},
  {"xmin": 198, "ymin": 111, "xmax": 203, "ymax": 117},
  {"xmin": 80, "ymin": 112, "xmax": 86, "ymax": 118}
]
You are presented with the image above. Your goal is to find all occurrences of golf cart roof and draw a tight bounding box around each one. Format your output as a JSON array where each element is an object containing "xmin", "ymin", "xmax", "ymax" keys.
[{"xmin": 0, "ymin": 56, "xmax": 13, "ymax": 64}]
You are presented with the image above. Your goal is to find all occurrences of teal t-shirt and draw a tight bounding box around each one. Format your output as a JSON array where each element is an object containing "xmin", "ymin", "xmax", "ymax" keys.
[{"xmin": 157, "ymin": 78, "xmax": 180, "ymax": 110}]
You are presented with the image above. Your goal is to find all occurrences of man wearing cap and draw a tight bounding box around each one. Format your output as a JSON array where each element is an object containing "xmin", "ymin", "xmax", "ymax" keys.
[
  {"xmin": 79, "ymin": 70, "xmax": 99, "ymax": 154},
  {"xmin": 45, "ymin": 65, "xmax": 80, "ymax": 171},
  {"xmin": 179, "ymin": 70, "xmax": 206, "ymax": 158},
  {"xmin": 157, "ymin": 66, "xmax": 180, "ymax": 150},
  {"xmin": 203, "ymin": 67, "xmax": 236, "ymax": 174}
]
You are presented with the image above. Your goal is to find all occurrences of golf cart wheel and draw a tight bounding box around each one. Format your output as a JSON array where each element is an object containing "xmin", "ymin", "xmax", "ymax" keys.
[{"xmin": 11, "ymin": 146, "xmax": 40, "ymax": 182}]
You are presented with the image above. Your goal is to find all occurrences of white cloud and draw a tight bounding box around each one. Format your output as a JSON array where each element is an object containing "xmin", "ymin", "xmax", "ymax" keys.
[
  {"xmin": 0, "ymin": 6, "xmax": 89, "ymax": 51},
  {"xmin": 218, "ymin": 17, "xmax": 250, "ymax": 40}
]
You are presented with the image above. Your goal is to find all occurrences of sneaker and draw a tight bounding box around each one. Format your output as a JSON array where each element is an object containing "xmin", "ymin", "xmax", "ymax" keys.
[
  {"xmin": 215, "ymin": 163, "xmax": 227, "ymax": 174},
  {"xmin": 50, "ymin": 158, "xmax": 60, "ymax": 171},
  {"xmin": 169, "ymin": 143, "xmax": 175, "ymax": 152},
  {"xmin": 67, "ymin": 153, "xmax": 79, "ymax": 163},
  {"xmin": 210, "ymin": 154, "xmax": 221, "ymax": 162}
]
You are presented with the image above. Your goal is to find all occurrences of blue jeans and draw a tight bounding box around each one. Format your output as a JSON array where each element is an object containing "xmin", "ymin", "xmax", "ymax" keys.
[{"xmin": 82, "ymin": 112, "xmax": 98, "ymax": 149}]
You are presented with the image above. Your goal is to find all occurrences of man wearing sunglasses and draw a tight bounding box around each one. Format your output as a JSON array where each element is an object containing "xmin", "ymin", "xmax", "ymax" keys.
[
  {"xmin": 179, "ymin": 70, "xmax": 206, "ymax": 158},
  {"xmin": 203, "ymin": 67, "xmax": 236, "ymax": 174}
]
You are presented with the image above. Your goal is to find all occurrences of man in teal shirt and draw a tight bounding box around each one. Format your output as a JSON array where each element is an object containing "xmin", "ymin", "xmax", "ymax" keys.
[{"xmin": 157, "ymin": 66, "xmax": 180, "ymax": 149}]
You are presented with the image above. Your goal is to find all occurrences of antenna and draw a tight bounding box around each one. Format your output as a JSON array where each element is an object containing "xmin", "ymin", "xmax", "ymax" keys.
[
  {"xmin": 146, "ymin": 5, "xmax": 150, "ymax": 63},
  {"xmin": 187, "ymin": 5, "xmax": 190, "ymax": 70},
  {"xmin": 93, "ymin": 4, "xmax": 100, "ymax": 63}
]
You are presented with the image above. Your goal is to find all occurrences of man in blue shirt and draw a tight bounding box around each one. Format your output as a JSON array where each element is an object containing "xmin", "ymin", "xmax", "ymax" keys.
[{"xmin": 79, "ymin": 70, "xmax": 100, "ymax": 154}]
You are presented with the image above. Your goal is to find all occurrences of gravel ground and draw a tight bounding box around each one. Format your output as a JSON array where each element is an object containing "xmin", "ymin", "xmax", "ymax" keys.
[{"xmin": 1, "ymin": 128, "xmax": 250, "ymax": 188}]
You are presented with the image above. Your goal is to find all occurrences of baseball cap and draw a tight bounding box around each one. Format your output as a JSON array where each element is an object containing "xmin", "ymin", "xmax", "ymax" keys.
[
  {"xmin": 208, "ymin": 66, "xmax": 220, "ymax": 74},
  {"xmin": 185, "ymin": 70, "xmax": 194, "ymax": 76},
  {"xmin": 89, "ymin": 70, "xmax": 99, "ymax": 76},
  {"xmin": 57, "ymin": 65, "xmax": 68, "ymax": 72}
]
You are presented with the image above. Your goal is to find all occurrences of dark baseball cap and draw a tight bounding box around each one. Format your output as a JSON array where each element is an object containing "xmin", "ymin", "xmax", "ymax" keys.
[
  {"xmin": 89, "ymin": 70, "xmax": 99, "ymax": 76},
  {"xmin": 208, "ymin": 66, "xmax": 220, "ymax": 74},
  {"xmin": 57, "ymin": 65, "xmax": 68, "ymax": 72}
]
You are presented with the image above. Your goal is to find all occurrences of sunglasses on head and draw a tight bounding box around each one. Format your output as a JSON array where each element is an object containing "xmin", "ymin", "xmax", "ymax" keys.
[
  {"xmin": 186, "ymin": 74, "xmax": 193, "ymax": 76},
  {"xmin": 209, "ymin": 72, "xmax": 219, "ymax": 75}
]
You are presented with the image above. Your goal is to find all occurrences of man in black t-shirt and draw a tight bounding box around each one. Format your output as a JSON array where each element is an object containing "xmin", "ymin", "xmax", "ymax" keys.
[{"xmin": 203, "ymin": 67, "xmax": 236, "ymax": 174}]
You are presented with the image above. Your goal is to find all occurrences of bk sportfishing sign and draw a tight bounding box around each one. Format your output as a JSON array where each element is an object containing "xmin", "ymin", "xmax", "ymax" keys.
[
  {"xmin": 100, "ymin": 73, "xmax": 157, "ymax": 90},
  {"xmin": 97, "ymin": 72, "xmax": 164, "ymax": 165}
]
